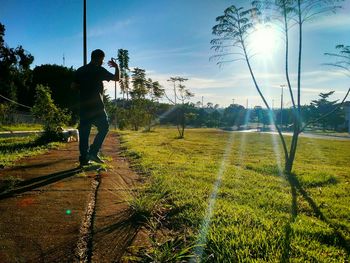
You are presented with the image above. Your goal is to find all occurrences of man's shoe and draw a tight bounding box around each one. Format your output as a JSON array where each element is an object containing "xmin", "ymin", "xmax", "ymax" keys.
[
  {"xmin": 89, "ymin": 154, "xmax": 105, "ymax": 164},
  {"xmin": 79, "ymin": 159, "xmax": 92, "ymax": 166}
]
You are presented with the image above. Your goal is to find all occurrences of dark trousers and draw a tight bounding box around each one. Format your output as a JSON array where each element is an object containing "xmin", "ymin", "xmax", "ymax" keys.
[{"xmin": 79, "ymin": 111, "xmax": 109, "ymax": 161}]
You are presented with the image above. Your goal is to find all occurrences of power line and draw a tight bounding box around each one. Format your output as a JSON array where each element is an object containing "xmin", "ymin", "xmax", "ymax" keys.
[{"xmin": 0, "ymin": 94, "xmax": 32, "ymax": 109}]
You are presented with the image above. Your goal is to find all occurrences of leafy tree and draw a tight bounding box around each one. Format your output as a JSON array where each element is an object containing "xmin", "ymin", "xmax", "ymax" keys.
[
  {"xmin": 175, "ymin": 84, "xmax": 194, "ymax": 138},
  {"xmin": 0, "ymin": 103, "xmax": 13, "ymax": 125},
  {"xmin": 275, "ymin": 108, "xmax": 293, "ymax": 129},
  {"xmin": 208, "ymin": 109, "xmax": 221, "ymax": 127},
  {"xmin": 105, "ymin": 96, "xmax": 131, "ymax": 130},
  {"xmin": 0, "ymin": 22, "xmax": 34, "ymax": 105},
  {"xmin": 211, "ymin": 1, "xmax": 345, "ymax": 174},
  {"xmin": 310, "ymin": 91, "xmax": 344, "ymax": 130},
  {"xmin": 129, "ymin": 67, "xmax": 148, "ymax": 130},
  {"xmin": 167, "ymin": 77, "xmax": 188, "ymax": 105},
  {"xmin": 165, "ymin": 77, "xmax": 194, "ymax": 138},
  {"xmin": 31, "ymin": 85, "xmax": 70, "ymax": 141},
  {"xmin": 223, "ymin": 104, "xmax": 246, "ymax": 129},
  {"xmin": 144, "ymin": 79, "xmax": 165, "ymax": 131},
  {"xmin": 323, "ymin": 45, "xmax": 350, "ymax": 131},
  {"xmin": 193, "ymin": 108, "xmax": 208, "ymax": 127},
  {"xmin": 31, "ymin": 64, "xmax": 78, "ymax": 123}
]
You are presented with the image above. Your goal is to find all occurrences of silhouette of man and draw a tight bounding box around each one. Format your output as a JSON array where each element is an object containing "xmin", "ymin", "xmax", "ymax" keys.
[{"xmin": 72, "ymin": 49, "xmax": 119, "ymax": 166}]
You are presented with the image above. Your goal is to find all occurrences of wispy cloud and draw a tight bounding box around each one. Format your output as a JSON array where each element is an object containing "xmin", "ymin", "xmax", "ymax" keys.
[
  {"xmin": 134, "ymin": 46, "xmax": 208, "ymax": 61},
  {"xmin": 307, "ymin": 13, "xmax": 350, "ymax": 30},
  {"xmin": 74, "ymin": 19, "xmax": 133, "ymax": 38},
  {"xmin": 89, "ymin": 19, "xmax": 133, "ymax": 37}
]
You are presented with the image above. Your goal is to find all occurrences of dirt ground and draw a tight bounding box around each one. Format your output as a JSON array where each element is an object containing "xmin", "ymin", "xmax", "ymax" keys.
[{"xmin": 0, "ymin": 132, "xmax": 146, "ymax": 262}]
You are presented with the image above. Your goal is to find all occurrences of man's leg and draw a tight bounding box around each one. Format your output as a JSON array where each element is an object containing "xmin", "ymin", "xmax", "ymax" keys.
[
  {"xmin": 89, "ymin": 111, "xmax": 109, "ymax": 159},
  {"xmin": 79, "ymin": 118, "xmax": 92, "ymax": 164}
]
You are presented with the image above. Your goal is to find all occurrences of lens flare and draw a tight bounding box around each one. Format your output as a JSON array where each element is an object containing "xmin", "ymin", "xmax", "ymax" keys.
[
  {"xmin": 250, "ymin": 24, "xmax": 279, "ymax": 58},
  {"xmin": 267, "ymin": 111, "xmax": 283, "ymax": 176},
  {"xmin": 193, "ymin": 131, "xmax": 235, "ymax": 261}
]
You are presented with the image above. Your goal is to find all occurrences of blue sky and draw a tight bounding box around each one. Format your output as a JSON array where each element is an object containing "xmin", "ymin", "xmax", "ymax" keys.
[{"xmin": 1, "ymin": 0, "xmax": 349, "ymax": 107}]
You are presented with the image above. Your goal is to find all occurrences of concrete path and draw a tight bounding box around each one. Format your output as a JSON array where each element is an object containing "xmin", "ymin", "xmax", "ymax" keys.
[{"xmin": 0, "ymin": 132, "xmax": 144, "ymax": 262}]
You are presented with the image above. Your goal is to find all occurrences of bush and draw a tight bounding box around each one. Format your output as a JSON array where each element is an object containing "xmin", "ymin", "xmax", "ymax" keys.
[
  {"xmin": 31, "ymin": 85, "xmax": 71, "ymax": 141},
  {"xmin": 0, "ymin": 103, "xmax": 14, "ymax": 125}
]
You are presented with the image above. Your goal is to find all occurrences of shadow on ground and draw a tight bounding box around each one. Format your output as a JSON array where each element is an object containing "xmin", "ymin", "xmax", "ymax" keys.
[
  {"xmin": 0, "ymin": 167, "xmax": 82, "ymax": 199},
  {"xmin": 92, "ymin": 207, "xmax": 142, "ymax": 262},
  {"xmin": 281, "ymin": 174, "xmax": 350, "ymax": 262}
]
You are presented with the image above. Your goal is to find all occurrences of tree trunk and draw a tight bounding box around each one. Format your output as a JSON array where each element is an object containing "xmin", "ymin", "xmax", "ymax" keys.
[{"xmin": 181, "ymin": 109, "xmax": 185, "ymax": 138}]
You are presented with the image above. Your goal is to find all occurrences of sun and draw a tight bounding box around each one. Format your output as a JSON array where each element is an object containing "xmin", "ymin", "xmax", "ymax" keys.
[{"xmin": 250, "ymin": 24, "xmax": 279, "ymax": 57}]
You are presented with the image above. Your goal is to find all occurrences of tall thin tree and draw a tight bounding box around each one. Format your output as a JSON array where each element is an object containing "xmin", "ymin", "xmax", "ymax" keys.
[
  {"xmin": 211, "ymin": 1, "xmax": 346, "ymax": 174},
  {"xmin": 117, "ymin": 49, "xmax": 130, "ymax": 102}
]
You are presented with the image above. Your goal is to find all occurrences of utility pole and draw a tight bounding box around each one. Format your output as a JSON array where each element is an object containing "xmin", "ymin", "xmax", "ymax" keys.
[
  {"xmin": 83, "ymin": 0, "xmax": 87, "ymax": 65},
  {"xmin": 202, "ymin": 96, "xmax": 204, "ymax": 108},
  {"xmin": 62, "ymin": 53, "xmax": 65, "ymax": 67}
]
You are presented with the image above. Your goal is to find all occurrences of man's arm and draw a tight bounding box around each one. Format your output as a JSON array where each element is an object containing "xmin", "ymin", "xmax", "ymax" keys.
[{"xmin": 107, "ymin": 58, "xmax": 120, "ymax": 81}]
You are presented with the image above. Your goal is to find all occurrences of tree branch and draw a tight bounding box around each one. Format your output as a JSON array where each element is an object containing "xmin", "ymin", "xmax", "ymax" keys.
[{"xmin": 163, "ymin": 90, "xmax": 175, "ymax": 105}]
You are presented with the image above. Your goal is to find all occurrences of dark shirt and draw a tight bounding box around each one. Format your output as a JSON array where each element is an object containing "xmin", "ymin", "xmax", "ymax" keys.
[{"xmin": 75, "ymin": 63, "xmax": 114, "ymax": 118}]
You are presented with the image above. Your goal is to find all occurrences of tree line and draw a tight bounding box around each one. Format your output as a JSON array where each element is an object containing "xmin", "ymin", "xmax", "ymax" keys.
[{"xmin": 1, "ymin": 21, "xmax": 348, "ymax": 139}]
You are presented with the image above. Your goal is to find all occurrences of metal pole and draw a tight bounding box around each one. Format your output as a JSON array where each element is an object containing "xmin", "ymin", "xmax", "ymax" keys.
[{"xmin": 83, "ymin": 0, "xmax": 87, "ymax": 65}]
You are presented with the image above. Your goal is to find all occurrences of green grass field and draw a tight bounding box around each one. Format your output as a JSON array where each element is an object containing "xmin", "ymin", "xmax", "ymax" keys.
[
  {"xmin": 0, "ymin": 135, "xmax": 62, "ymax": 167},
  {"xmin": 0, "ymin": 124, "xmax": 43, "ymax": 132},
  {"xmin": 119, "ymin": 128, "xmax": 350, "ymax": 262}
]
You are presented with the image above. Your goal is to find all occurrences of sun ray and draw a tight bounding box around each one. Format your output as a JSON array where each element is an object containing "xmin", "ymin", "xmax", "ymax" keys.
[
  {"xmin": 266, "ymin": 111, "xmax": 284, "ymax": 176},
  {"xmin": 237, "ymin": 109, "xmax": 252, "ymax": 165},
  {"xmin": 192, "ymin": 130, "xmax": 236, "ymax": 260}
]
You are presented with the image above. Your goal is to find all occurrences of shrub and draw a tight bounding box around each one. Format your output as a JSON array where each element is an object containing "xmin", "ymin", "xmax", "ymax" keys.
[{"xmin": 31, "ymin": 85, "xmax": 70, "ymax": 141}]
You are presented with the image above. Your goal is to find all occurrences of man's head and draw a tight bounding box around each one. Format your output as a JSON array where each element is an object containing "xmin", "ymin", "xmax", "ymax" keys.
[{"xmin": 91, "ymin": 49, "xmax": 105, "ymax": 66}]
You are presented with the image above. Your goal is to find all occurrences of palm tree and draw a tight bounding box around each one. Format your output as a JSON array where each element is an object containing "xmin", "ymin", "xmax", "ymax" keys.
[{"xmin": 117, "ymin": 49, "xmax": 130, "ymax": 102}]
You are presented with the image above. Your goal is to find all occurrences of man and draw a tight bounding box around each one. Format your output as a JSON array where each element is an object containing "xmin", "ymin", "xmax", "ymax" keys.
[{"xmin": 72, "ymin": 49, "xmax": 119, "ymax": 166}]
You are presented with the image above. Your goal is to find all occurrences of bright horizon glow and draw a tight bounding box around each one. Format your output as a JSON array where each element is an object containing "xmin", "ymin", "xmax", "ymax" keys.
[{"xmin": 250, "ymin": 24, "xmax": 280, "ymax": 59}]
